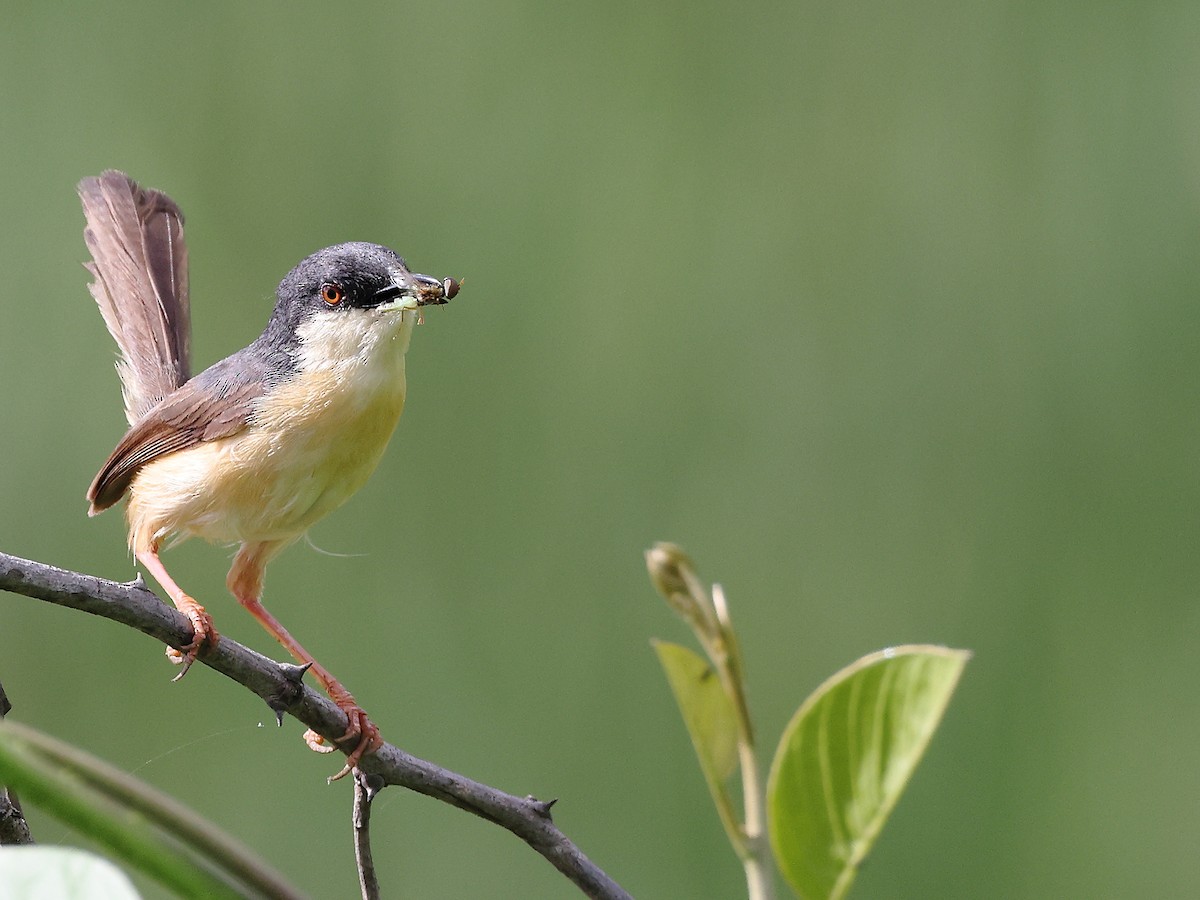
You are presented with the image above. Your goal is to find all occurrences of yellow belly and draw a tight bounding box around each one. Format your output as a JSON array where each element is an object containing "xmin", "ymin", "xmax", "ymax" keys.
[{"xmin": 126, "ymin": 313, "xmax": 413, "ymax": 551}]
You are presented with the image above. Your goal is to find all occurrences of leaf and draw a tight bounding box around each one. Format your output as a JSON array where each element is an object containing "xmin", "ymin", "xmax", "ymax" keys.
[
  {"xmin": 653, "ymin": 640, "xmax": 741, "ymax": 846},
  {"xmin": 766, "ymin": 645, "xmax": 970, "ymax": 900},
  {"xmin": 0, "ymin": 847, "xmax": 141, "ymax": 899}
]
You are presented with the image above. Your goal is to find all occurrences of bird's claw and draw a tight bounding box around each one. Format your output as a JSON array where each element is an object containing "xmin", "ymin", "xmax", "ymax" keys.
[
  {"xmin": 164, "ymin": 598, "xmax": 218, "ymax": 680},
  {"xmin": 331, "ymin": 707, "xmax": 382, "ymax": 783},
  {"xmin": 302, "ymin": 695, "xmax": 383, "ymax": 783}
]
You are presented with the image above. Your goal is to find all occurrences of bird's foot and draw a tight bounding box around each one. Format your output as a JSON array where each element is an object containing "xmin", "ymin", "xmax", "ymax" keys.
[
  {"xmin": 302, "ymin": 689, "xmax": 383, "ymax": 782},
  {"xmin": 163, "ymin": 596, "xmax": 218, "ymax": 680}
]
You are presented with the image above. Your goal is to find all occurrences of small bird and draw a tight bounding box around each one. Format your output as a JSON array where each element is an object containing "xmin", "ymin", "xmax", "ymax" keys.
[{"xmin": 79, "ymin": 170, "xmax": 458, "ymax": 778}]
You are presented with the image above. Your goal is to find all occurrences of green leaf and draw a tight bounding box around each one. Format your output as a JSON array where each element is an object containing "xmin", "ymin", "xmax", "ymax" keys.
[
  {"xmin": 766, "ymin": 644, "xmax": 970, "ymax": 900},
  {"xmin": 653, "ymin": 640, "xmax": 742, "ymax": 848},
  {"xmin": 0, "ymin": 847, "xmax": 141, "ymax": 900}
]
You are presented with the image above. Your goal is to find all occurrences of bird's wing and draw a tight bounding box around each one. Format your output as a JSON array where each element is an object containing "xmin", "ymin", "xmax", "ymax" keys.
[
  {"xmin": 87, "ymin": 360, "xmax": 265, "ymax": 514},
  {"xmin": 79, "ymin": 170, "xmax": 191, "ymax": 425}
]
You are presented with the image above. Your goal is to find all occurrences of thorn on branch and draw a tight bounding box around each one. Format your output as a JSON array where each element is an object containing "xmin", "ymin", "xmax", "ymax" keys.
[
  {"xmin": 361, "ymin": 772, "xmax": 385, "ymax": 801},
  {"xmin": 279, "ymin": 661, "xmax": 313, "ymax": 685},
  {"xmin": 527, "ymin": 795, "xmax": 558, "ymax": 820},
  {"xmin": 266, "ymin": 662, "xmax": 312, "ymax": 718}
]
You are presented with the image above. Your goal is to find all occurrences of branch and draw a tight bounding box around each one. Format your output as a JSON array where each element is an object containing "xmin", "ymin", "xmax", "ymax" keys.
[
  {"xmin": 0, "ymin": 679, "xmax": 35, "ymax": 845},
  {"xmin": 0, "ymin": 550, "xmax": 632, "ymax": 900},
  {"xmin": 353, "ymin": 771, "xmax": 382, "ymax": 900}
]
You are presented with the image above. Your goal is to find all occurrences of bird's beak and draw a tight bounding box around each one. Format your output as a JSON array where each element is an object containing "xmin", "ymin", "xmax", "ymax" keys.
[{"xmin": 372, "ymin": 270, "xmax": 459, "ymax": 311}]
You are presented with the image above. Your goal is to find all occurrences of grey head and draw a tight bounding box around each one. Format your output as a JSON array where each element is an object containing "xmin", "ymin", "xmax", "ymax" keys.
[{"xmin": 252, "ymin": 242, "xmax": 456, "ymax": 361}]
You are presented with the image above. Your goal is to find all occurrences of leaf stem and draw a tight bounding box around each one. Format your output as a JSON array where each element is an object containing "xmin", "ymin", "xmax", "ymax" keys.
[
  {"xmin": 713, "ymin": 584, "xmax": 776, "ymax": 900},
  {"xmin": 737, "ymin": 735, "xmax": 775, "ymax": 900}
]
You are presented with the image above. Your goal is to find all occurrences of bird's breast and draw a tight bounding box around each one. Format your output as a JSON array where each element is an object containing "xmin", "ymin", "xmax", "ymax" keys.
[
  {"xmin": 127, "ymin": 310, "xmax": 417, "ymax": 548},
  {"xmin": 232, "ymin": 313, "xmax": 414, "ymax": 533}
]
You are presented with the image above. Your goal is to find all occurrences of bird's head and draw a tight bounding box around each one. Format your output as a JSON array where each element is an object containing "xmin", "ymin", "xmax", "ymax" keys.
[{"xmin": 261, "ymin": 242, "xmax": 459, "ymax": 370}]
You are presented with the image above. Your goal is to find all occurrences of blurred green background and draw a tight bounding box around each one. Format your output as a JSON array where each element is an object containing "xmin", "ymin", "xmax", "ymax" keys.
[{"xmin": 2, "ymin": 2, "xmax": 1198, "ymax": 897}]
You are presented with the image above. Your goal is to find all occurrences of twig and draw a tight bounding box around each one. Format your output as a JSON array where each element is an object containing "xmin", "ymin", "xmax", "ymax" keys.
[
  {"xmin": 353, "ymin": 771, "xmax": 382, "ymax": 900},
  {"xmin": 0, "ymin": 550, "xmax": 632, "ymax": 900},
  {"xmin": 0, "ymin": 679, "xmax": 35, "ymax": 845}
]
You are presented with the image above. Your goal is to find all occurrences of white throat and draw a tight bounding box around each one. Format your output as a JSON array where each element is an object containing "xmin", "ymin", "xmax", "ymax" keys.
[{"xmin": 294, "ymin": 307, "xmax": 417, "ymax": 375}]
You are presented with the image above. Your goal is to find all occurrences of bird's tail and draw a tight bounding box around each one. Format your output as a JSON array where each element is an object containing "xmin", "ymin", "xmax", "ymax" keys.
[{"xmin": 78, "ymin": 170, "xmax": 191, "ymax": 425}]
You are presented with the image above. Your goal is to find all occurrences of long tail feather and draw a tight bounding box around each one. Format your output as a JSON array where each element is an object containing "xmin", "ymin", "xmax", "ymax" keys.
[{"xmin": 79, "ymin": 170, "xmax": 191, "ymax": 425}]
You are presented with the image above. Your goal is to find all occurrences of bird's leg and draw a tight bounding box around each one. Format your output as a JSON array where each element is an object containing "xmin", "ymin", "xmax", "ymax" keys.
[
  {"xmin": 135, "ymin": 544, "xmax": 218, "ymax": 680},
  {"xmin": 229, "ymin": 542, "xmax": 383, "ymax": 780}
]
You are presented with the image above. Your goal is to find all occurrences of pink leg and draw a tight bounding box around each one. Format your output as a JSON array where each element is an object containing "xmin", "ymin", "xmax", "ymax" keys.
[
  {"xmin": 135, "ymin": 544, "xmax": 218, "ymax": 680},
  {"xmin": 228, "ymin": 542, "xmax": 382, "ymax": 780}
]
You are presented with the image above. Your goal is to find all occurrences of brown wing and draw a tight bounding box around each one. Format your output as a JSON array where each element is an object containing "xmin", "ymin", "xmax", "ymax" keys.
[
  {"xmin": 87, "ymin": 359, "xmax": 265, "ymax": 514},
  {"xmin": 79, "ymin": 171, "xmax": 190, "ymax": 425}
]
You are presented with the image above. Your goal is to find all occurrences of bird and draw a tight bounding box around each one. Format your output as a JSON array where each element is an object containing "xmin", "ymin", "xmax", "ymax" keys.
[{"xmin": 79, "ymin": 170, "xmax": 459, "ymax": 778}]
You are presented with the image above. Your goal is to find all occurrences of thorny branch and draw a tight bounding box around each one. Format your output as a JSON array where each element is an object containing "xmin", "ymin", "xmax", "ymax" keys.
[{"xmin": 0, "ymin": 550, "xmax": 632, "ymax": 900}]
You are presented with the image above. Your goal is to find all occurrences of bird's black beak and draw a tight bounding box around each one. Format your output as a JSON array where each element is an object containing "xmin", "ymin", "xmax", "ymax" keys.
[{"xmin": 372, "ymin": 271, "xmax": 460, "ymax": 309}]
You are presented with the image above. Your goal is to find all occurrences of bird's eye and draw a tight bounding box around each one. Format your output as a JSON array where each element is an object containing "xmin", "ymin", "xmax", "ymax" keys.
[{"xmin": 321, "ymin": 283, "xmax": 344, "ymax": 306}]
